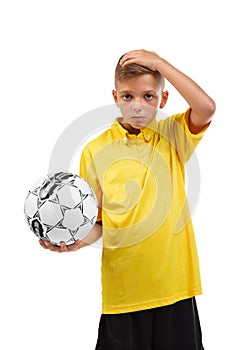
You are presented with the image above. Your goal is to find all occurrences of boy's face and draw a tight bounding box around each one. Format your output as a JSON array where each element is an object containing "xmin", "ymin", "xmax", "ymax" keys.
[{"xmin": 112, "ymin": 74, "xmax": 168, "ymax": 132}]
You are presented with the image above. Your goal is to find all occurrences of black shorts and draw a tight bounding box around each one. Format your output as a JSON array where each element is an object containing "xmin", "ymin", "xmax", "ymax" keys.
[{"xmin": 95, "ymin": 298, "xmax": 204, "ymax": 350}]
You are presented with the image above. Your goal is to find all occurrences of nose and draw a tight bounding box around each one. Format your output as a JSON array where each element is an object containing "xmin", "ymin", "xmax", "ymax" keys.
[{"xmin": 132, "ymin": 99, "xmax": 142, "ymax": 112}]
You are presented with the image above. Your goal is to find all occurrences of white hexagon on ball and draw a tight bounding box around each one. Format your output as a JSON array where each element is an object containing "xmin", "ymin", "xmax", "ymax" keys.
[
  {"xmin": 39, "ymin": 200, "xmax": 63, "ymax": 226},
  {"xmin": 57, "ymin": 185, "xmax": 82, "ymax": 209},
  {"xmin": 62, "ymin": 208, "xmax": 86, "ymax": 231}
]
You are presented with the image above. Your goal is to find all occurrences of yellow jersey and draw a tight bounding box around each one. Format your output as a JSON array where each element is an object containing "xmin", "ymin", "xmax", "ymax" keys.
[{"xmin": 79, "ymin": 108, "xmax": 209, "ymax": 314}]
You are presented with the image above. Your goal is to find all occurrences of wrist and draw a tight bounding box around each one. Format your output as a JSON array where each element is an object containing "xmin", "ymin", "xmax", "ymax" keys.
[
  {"xmin": 154, "ymin": 57, "xmax": 168, "ymax": 73},
  {"xmin": 78, "ymin": 239, "xmax": 89, "ymax": 248}
]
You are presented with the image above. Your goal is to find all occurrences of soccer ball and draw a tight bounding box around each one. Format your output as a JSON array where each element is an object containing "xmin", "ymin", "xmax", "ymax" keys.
[{"xmin": 24, "ymin": 172, "xmax": 98, "ymax": 246}]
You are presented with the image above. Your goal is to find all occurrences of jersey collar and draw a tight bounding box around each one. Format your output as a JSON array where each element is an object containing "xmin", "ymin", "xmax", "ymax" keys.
[{"xmin": 112, "ymin": 117, "xmax": 158, "ymax": 142}]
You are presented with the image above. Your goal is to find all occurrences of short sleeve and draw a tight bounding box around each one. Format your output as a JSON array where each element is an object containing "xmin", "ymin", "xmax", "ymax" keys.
[
  {"xmin": 79, "ymin": 146, "xmax": 102, "ymax": 222},
  {"xmin": 182, "ymin": 108, "xmax": 210, "ymax": 143},
  {"xmin": 160, "ymin": 108, "xmax": 210, "ymax": 163}
]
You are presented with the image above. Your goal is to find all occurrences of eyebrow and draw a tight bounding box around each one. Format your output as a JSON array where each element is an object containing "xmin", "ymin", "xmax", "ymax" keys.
[{"xmin": 118, "ymin": 89, "xmax": 158, "ymax": 94}]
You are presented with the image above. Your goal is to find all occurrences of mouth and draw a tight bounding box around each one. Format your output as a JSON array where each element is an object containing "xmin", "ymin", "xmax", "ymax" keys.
[{"xmin": 131, "ymin": 116, "xmax": 146, "ymax": 121}]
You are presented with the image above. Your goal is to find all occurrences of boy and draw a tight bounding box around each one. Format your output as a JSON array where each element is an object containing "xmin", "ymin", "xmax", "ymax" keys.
[{"xmin": 40, "ymin": 49, "xmax": 215, "ymax": 349}]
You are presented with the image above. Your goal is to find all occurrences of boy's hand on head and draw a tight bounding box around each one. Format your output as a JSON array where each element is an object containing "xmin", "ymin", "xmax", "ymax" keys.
[
  {"xmin": 39, "ymin": 239, "xmax": 85, "ymax": 253},
  {"xmin": 119, "ymin": 49, "xmax": 163, "ymax": 72}
]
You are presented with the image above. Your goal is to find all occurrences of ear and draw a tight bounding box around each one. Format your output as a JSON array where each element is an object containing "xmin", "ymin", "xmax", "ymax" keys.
[
  {"xmin": 159, "ymin": 91, "xmax": 169, "ymax": 109},
  {"xmin": 112, "ymin": 90, "xmax": 118, "ymax": 105}
]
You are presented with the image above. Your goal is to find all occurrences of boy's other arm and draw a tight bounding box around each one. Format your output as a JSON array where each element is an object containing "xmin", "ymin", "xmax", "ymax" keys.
[
  {"xmin": 39, "ymin": 222, "xmax": 102, "ymax": 253},
  {"xmin": 120, "ymin": 49, "xmax": 216, "ymax": 134}
]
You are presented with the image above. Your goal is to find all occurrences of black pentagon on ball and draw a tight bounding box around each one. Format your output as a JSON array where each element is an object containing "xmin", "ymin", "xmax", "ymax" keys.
[{"xmin": 30, "ymin": 217, "xmax": 46, "ymax": 239}]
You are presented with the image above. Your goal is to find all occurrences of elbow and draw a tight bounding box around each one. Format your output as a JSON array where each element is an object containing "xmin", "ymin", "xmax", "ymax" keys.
[
  {"xmin": 201, "ymin": 98, "xmax": 216, "ymax": 124},
  {"xmin": 206, "ymin": 98, "xmax": 216, "ymax": 120}
]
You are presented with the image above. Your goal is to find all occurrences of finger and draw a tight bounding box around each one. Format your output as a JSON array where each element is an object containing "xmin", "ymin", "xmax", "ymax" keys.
[
  {"xmin": 60, "ymin": 242, "xmax": 68, "ymax": 252},
  {"xmin": 67, "ymin": 240, "xmax": 81, "ymax": 252},
  {"xmin": 63, "ymin": 240, "xmax": 78, "ymax": 252},
  {"xmin": 119, "ymin": 52, "xmax": 138, "ymax": 66},
  {"xmin": 121, "ymin": 56, "xmax": 139, "ymax": 67},
  {"xmin": 119, "ymin": 56, "xmax": 131, "ymax": 66},
  {"xmin": 120, "ymin": 51, "xmax": 148, "ymax": 67},
  {"xmin": 39, "ymin": 239, "xmax": 48, "ymax": 249},
  {"xmin": 39, "ymin": 239, "xmax": 62, "ymax": 252},
  {"xmin": 45, "ymin": 241, "xmax": 62, "ymax": 252}
]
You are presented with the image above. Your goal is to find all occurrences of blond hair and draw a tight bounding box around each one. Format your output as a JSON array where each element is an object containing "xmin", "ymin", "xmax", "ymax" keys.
[{"xmin": 114, "ymin": 55, "xmax": 165, "ymax": 90}]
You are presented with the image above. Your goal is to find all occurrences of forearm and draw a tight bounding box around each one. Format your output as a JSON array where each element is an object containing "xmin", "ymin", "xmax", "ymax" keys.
[
  {"xmin": 79, "ymin": 222, "xmax": 102, "ymax": 247},
  {"xmin": 156, "ymin": 58, "xmax": 216, "ymax": 120}
]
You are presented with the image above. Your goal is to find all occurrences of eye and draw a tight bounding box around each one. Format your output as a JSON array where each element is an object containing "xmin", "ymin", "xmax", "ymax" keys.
[
  {"xmin": 122, "ymin": 94, "xmax": 132, "ymax": 101},
  {"xmin": 144, "ymin": 94, "xmax": 153, "ymax": 100}
]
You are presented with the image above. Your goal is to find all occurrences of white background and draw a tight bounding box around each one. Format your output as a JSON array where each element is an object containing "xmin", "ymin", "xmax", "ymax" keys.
[{"xmin": 1, "ymin": 0, "xmax": 248, "ymax": 348}]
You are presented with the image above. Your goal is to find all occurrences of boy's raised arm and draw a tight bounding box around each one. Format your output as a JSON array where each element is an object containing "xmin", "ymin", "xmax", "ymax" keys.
[{"xmin": 120, "ymin": 49, "xmax": 216, "ymax": 134}]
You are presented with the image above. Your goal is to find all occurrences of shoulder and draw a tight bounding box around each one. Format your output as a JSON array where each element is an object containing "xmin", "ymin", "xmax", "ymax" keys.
[
  {"xmin": 158, "ymin": 109, "xmax": 191, "ymax": 127},
  {"xmin": 81, "ymin": 122, "xmax": 121, "ymax": 157},
  {"xmin": 158, "ymin": 108, "xmax": 207, "ymax": 139},
  {"xmin": 157, "ymin": 110, "xmax": 186, "ymax": 141}
]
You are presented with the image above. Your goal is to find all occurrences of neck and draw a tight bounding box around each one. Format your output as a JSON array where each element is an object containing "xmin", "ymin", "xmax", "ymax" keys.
[{"xmin": 120, "ymin": 121, "xmax": 141, "ymax": 135}]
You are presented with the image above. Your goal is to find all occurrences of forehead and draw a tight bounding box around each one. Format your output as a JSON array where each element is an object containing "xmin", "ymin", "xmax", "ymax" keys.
[{"xmin": 116, "ymin": 74, "xmax": 161, "ymax": 92}]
